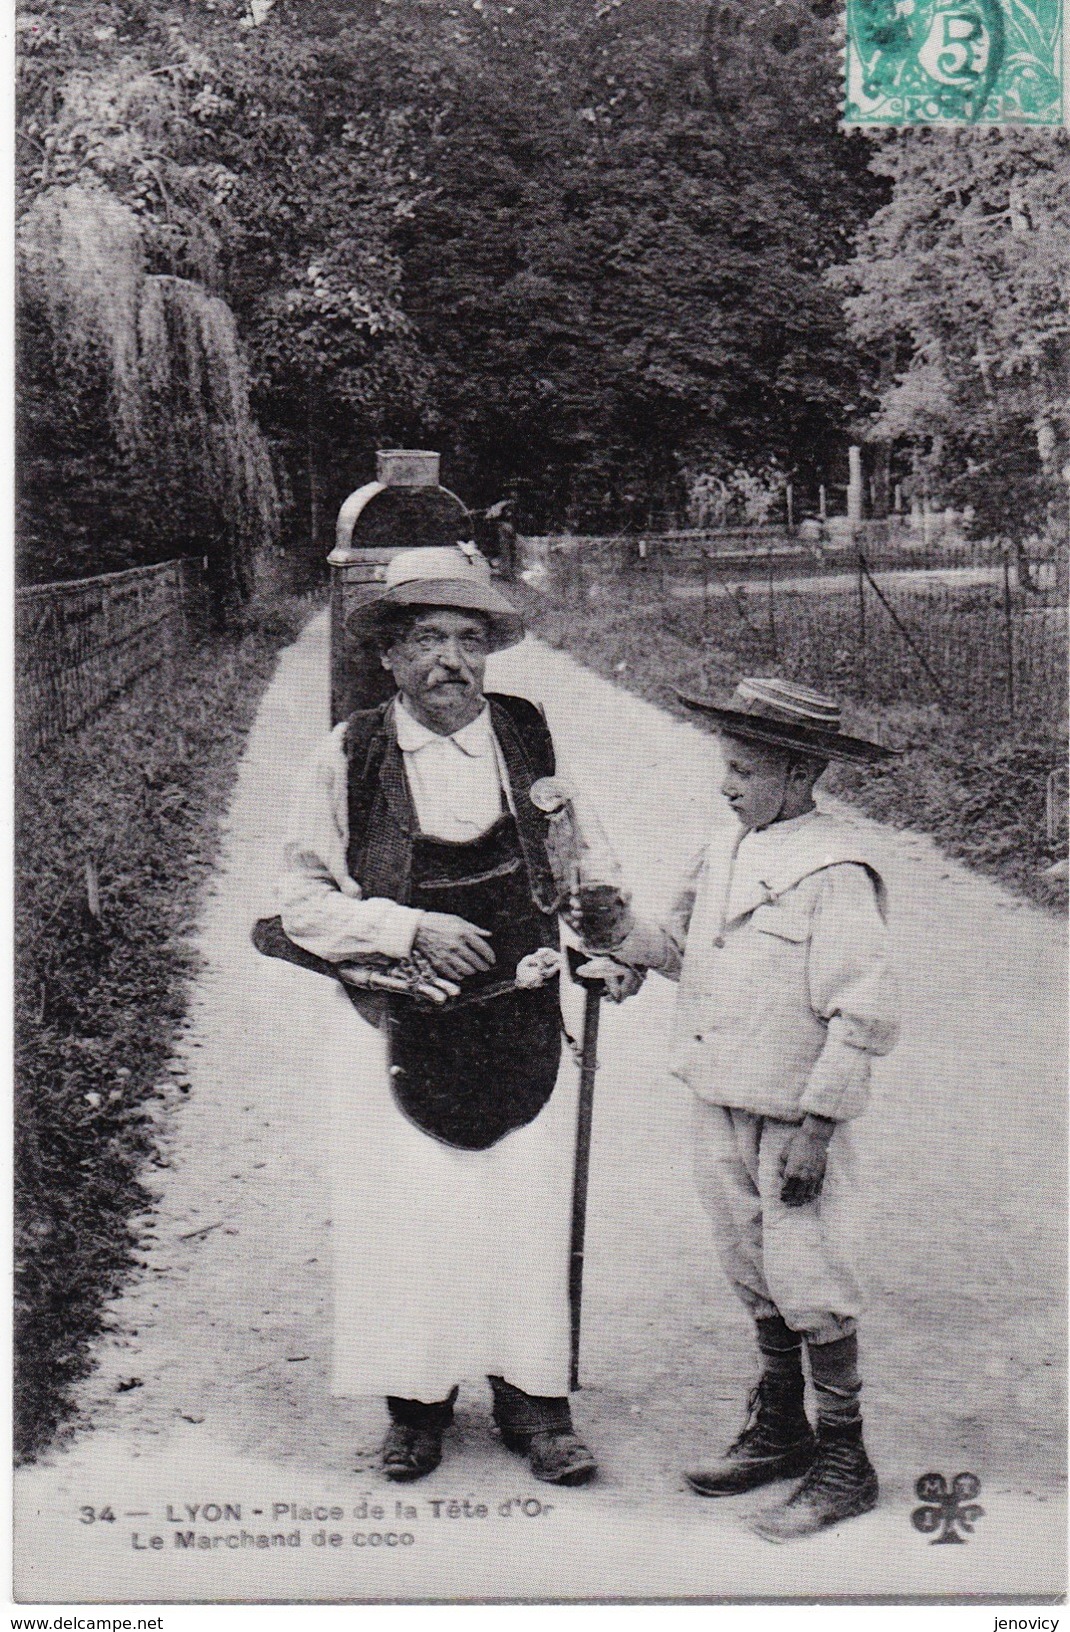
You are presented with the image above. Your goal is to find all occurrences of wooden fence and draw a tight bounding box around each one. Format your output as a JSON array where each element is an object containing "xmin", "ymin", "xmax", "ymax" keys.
[{"xmin": 16, "ymin": 558, "xmax": 207, "ymax": 751}]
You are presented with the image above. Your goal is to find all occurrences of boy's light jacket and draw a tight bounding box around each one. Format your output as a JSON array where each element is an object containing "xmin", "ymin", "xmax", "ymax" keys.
[{"xmin": 623, "ymin": 810, "xmax": 899, "ymax": 1122}]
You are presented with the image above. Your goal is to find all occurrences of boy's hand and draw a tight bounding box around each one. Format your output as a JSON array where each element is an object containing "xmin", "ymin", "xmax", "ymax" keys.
[
  {"xmin": 574, "ymin": 957, "xmax": 645, "ymax": 1003},
  {"xmin": 779, "ymin": 1115, "xmax": 836, "ymax": 1207}
]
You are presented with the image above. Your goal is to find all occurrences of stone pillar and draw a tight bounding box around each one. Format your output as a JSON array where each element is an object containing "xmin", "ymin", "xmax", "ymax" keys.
[{"xmin": 847, "ymin": 445, "xmax": 864, "ymax": 528}]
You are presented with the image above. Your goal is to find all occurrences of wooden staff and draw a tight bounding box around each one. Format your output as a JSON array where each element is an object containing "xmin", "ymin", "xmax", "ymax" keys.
[
  {"xmin": 528, "ymin": 777, "xmax": 620, "ymax": 1390},
  {"xmin": 568, "ymin": 964, "xmax": 604, "ymax": 1391}
]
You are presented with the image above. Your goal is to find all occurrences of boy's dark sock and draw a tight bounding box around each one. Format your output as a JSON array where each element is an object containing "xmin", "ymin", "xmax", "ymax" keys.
[
  {"xmin": 754, "ymin": 1314, "xmax": 808, "ymax": 1430},
  {"xmin": 756, "ymin": 1314, "xmax": 804, "ymax": 1382},
  {"xmin": 806, "ymin": 1332, "xmax": 863, "ymax": 1438}
]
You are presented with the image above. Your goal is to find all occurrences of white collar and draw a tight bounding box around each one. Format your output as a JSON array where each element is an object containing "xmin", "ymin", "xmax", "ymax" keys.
[
  {"xmin": 740, "ymin": 808, "xmax": 821, "ymax": 847},
  {"xmin": 395, "ymin": 697, "xmax": 494, "ymax": 757}
]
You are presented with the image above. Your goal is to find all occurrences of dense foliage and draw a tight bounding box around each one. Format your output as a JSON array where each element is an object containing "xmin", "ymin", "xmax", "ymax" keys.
[
  {"xmin": 19, "ymin": 1, "xmax": 1069, "ymax": 568},
  {"xmin": 18, "ymin": 183, "xmax": 280, "ymax": 603},
  {"xmin": 340, "ymin": 0, "xmax": 880, "ymax": 527},
  {"xmin": 835, "ymin": 128, "xmax": 1070, "ymax": 551},
  {"xmin": 18, "ymin": 0, "xmax": 886, "ymax": 567}
]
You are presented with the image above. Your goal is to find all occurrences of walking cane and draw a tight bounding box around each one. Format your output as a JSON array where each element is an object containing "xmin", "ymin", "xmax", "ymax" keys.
[
  {"xmin": 567, "ymin": 954, "xmax": 604, "ymax": 1391},
  {"xmin": 530, "ymin": 775, "xmax": 628, "ymax": 1392}
]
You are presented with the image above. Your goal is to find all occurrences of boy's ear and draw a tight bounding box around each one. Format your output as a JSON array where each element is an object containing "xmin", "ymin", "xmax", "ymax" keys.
[{"xmin": 788, "ymin": 755, "xmax": 826, "ymax": 788}]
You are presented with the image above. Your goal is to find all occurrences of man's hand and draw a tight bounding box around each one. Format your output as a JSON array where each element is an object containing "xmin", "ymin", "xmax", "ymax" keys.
[
  {"xmin": 779, "ymin": 1115, "xmax": 836, "ymax": 1208},
  {"xmin": 575, "ymin": 956, "xmax": 645, "ymax": 1004},
  {"xmin": 515, "ymin": 948, "xmax": 563, "ymax": 989},
  {"xmin": 414, "ymin": 913, "xmax": 495, "ymax": 981}
]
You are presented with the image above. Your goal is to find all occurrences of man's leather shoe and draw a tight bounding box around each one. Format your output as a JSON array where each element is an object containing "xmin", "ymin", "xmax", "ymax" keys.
[
  {"xmin": 381, "ymin": 1422, "xmax": 443, "ymax": 1482},
  {"xmin": 526, "ymin": 1430, "xmax": 597, "ymax": 1486}
]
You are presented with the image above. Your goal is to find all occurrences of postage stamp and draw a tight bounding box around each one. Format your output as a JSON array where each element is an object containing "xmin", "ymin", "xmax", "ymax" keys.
[{"xmin": 844, "ymin": 0, "xmax": 1066, "ymax": 124}]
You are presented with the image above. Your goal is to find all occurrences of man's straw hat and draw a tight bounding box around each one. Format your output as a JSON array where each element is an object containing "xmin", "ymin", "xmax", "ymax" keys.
[
  {"xmin": 675, "ymin": 676, "xmax": 898, "ymax": 764},
  {"xmin": 346, "ymin": 544, "xmax": 524, "ymax": 652}
]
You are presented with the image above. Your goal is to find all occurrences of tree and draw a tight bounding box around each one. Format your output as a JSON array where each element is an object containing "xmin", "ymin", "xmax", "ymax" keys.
[
  {"xmin": 17, "ymin": 0, "xmax": 447, "ymax": 560},
  {"xmin": 16, "ymin": 3, "xmax": 281, "ymax": 604},
  {"xmin": 373, "ymin": 0, "xmax": 883, "ymax": 525},
  {"xmin": 179, "ymin": 6, "xmax": 434, "ymax": 552},
  {"xmin": 18, "ymin": 0, "xmax": 892, "ymax": 555},
  {"xmin": 834, "ymin": 127, "xmax": 1070, "ymax": 549}
]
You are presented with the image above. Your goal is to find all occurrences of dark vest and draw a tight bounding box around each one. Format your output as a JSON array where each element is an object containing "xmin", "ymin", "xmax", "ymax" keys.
[
  {"xmin": 343, "ymin": 693, "xmax": 562, "ymax": 917},
  {"xmin": 344, "ymin": 693, "xmax": 565, "ymax": 1150}
]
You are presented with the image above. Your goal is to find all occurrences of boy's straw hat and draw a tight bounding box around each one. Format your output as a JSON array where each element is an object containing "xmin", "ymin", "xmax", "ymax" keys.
[
  {"xmin": 346, "ymin": 545, "xmax": 524, "ymax": 652},
  {"xmin": 676, "ymin": 676, "xmax": 898, "ymax": 764}
]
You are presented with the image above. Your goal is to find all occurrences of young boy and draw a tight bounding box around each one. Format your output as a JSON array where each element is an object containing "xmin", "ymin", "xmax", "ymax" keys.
[{"xmin": 605, "ymin": 676, "xmax": 900, "ymax": 1542}]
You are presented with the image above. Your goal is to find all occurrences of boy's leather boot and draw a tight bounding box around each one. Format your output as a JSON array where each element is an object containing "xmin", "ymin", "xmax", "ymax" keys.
[
  {"xmin": 750, "ymin": 1422, "xmax": 878, "ymax": 1540},
  {"xmin": 751, "ymin": 1331, "xmax": 878, "ymax": 1539},
  {"xmin": 686, "ymin": 1317, "xmax": 816, "ymax": 1497},
  {"xmin": 685, "ymin": 1373, "xmax": 816, "ymax": 1496}
]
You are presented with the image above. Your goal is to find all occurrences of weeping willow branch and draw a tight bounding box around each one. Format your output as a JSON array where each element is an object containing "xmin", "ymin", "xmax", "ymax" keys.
[{"xmin": 18, "ymin": 183, "xmax": 279, "ymax": 608}]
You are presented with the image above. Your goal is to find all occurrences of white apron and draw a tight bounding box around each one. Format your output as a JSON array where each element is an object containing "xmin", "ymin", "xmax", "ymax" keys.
[{"xmin": 325, "ymin": 981, "xmax": 579, "ymax": 1401}]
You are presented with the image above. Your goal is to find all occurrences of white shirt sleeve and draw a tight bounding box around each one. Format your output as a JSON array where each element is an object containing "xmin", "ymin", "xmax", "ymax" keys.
[
  {"xmin": 799, "ymin": 863, "xmax": 900, "ymax": 1120},
  {"xmin": 277, "ymin": 723, "xmax": 423, "ymax": 963}
]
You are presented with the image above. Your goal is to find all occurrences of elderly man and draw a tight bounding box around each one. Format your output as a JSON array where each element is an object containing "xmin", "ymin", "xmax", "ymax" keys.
[{"xmin": 278, "ymin": 545, "xmax": 596, "ymax": 1487}]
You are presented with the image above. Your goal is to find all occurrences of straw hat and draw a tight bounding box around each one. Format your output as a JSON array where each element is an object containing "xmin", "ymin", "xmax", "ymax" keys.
[
  {"xmin": 346, "ymin": 544, "xmax": 524, "ymax": 652},
  {"xmin": 675, "ymin": 676, "xmax": 898, "ymax": 764}
]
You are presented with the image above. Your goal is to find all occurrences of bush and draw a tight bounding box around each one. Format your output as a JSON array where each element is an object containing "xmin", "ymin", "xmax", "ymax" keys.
[
  {"xmin": 14, "ymin": 593, "xmax": 320, "ymax": 1461},
  {"xmin": 513, "ymin": 580, "xmax": 1068, "ymax": 912}
]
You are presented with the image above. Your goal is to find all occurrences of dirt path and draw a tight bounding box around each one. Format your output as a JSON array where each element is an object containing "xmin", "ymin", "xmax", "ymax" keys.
[{"xmin": 16, "ymin": 613, "xmax": 1066, "ymax": 1602}]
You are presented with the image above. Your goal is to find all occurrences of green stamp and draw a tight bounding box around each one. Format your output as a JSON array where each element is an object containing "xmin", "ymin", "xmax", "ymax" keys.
[{"xmin": 844, "ymin": 0, "xmax": 1065, "ymax": 124}]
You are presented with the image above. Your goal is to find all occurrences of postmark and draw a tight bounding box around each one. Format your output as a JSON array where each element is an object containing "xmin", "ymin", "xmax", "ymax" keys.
[{"xmin": 844, "ymin": 0, "xmax": 1065, "ymax": 124}]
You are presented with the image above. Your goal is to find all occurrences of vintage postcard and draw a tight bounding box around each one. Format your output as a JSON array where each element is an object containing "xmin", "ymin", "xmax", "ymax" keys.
[{"xmin": 12, "ymin": 0, "xmax": 1068, "ymax": 1610}]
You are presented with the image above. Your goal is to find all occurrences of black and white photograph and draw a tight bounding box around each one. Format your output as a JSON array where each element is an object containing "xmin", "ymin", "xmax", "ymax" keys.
[{"xmin": 12, "ymin": 0, "xmax": 1069, "ymax": 1609}]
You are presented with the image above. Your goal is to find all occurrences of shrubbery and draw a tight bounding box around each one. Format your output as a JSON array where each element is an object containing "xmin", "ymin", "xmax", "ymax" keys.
[
  {"xmin": 14, "ymin": 593, "xmax": 315, "ymax": 1461},
  {"xmin": 515, "ymin": 582, "xmax": 1067, "ymax": 912}
]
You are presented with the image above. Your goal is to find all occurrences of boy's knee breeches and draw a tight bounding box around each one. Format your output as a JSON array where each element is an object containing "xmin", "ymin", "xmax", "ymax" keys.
[{"xmin": 691, "ymin": 1097, "xmax": 862, "ymax": 1344}]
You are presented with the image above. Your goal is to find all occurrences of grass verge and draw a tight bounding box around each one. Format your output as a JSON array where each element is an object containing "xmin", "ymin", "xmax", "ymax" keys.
[
  {"xmin": 514, "ymin": 584, "xmax": 1068, "ymax": 913},
  {"xmin": 14, "ymin": 590, "xmax": 319, "ymax": 1462}
]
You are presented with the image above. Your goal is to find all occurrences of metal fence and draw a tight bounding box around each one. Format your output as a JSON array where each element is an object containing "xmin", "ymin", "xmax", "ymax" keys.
[
  {"xmin": 524, "ymin": 530, "xmax": 1068, "ymax": 740},
  {"xmin": 16, "ymin": 558, "xmax": 208, "ymax": 750},
  {"xmin": 526, "ymin": 519, "xmax": 1042, "ymax": 581}
]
